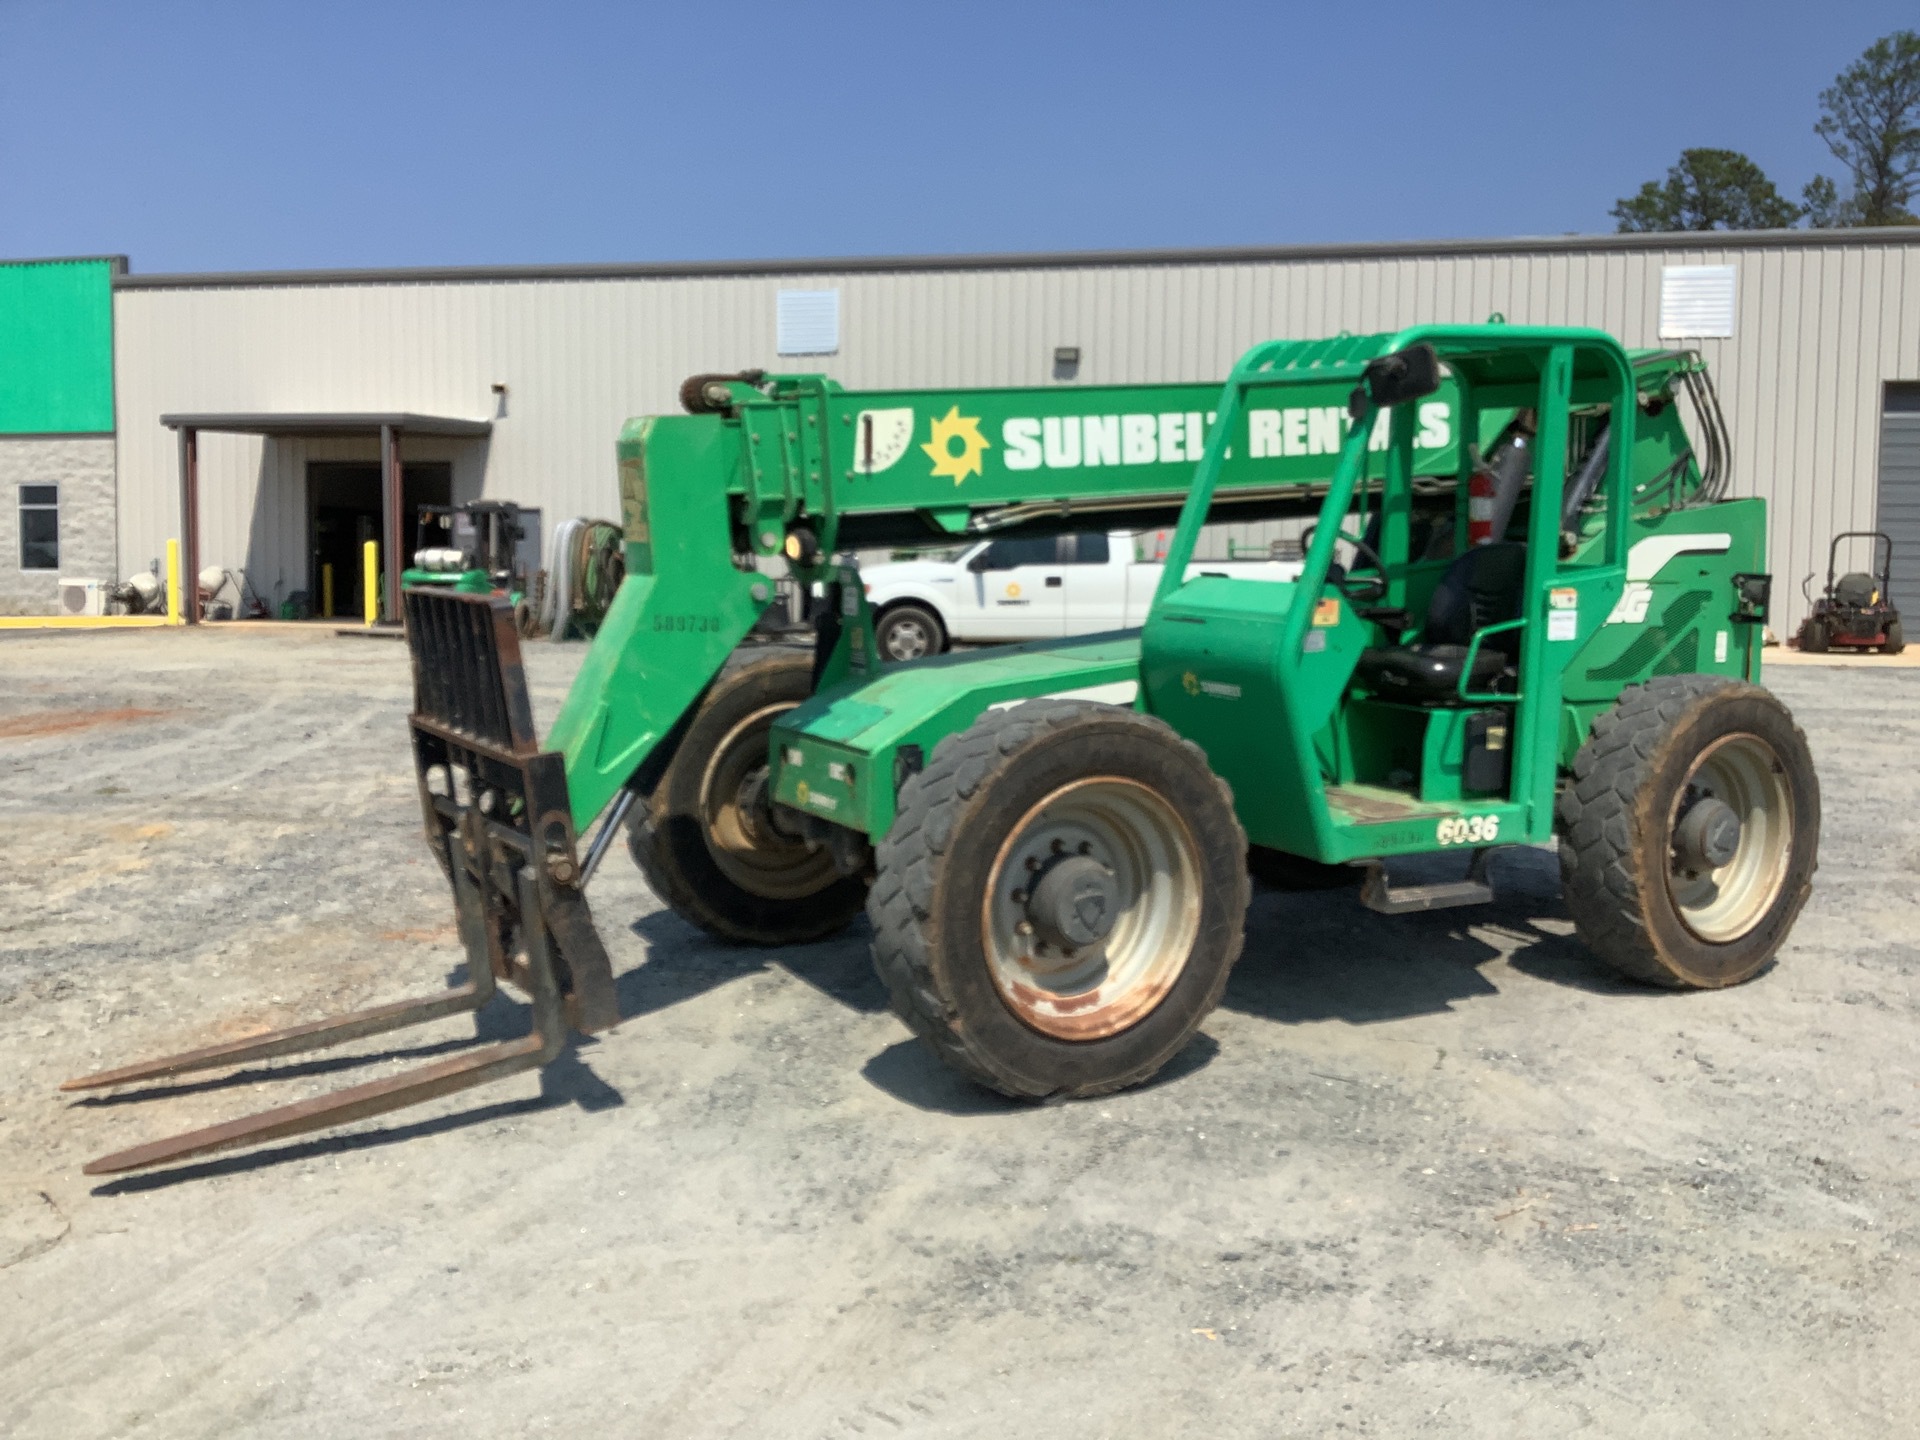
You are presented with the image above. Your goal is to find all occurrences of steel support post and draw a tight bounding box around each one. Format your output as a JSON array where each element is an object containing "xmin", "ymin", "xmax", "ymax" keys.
[
  {"xmin": 177, "ymin": 426, "xmax": 200, "ymax": 625},
  {"xmin": 381, "ymin": 422, "xmax": 404, "ymax": 624}
]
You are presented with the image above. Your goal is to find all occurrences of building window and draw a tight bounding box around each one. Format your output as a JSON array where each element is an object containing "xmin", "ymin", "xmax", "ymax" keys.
[{"xmin": 18, "ymin": 484, "xmax": 58, "ymax": 571}]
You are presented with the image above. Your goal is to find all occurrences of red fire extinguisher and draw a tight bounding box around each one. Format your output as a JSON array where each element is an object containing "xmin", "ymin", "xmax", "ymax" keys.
[{"xmin": 1468, "ymin": 467, "xmax": 1496, "ymax": 547}]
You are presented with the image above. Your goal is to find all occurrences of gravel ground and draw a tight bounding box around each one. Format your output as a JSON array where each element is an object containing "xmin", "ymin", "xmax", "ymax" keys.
[{"xmin": 1, "ymin": 627, "xmax": 1916, "ymax": 1439}]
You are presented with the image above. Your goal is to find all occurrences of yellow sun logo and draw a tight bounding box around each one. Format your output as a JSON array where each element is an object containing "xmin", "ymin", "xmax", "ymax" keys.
[
  {"xmin": 921, "ymin": 406, "xmax": 991, "ymax": 485},
  {"xmin": 1181, "ymin": 670, "xmax": 1200, "ymax": 696}
]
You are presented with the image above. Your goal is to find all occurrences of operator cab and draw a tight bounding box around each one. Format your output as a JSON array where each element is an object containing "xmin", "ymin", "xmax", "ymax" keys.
[
  {"xmin": 1143, "ymin": 329, "xmax": 1661, "ymax": 860},
  {"xmin": 1326, "ymin": 341, "xmax": 1641, "ymax": 812},
  {"xmin": 1352, "ymin": 541, "xmax": 1526, "ymax": 703}
]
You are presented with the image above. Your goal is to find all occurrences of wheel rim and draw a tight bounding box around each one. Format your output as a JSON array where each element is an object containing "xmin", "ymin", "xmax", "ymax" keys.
[
  {"xmin": 698, "ymin": 702, "xmax": 841, "ymax": 899},
  {"xmin": 981, "ymin": 777, "xmax": 1202, "ymax": 1041},
  {"xmin": 883, "ymin": 614, "xmax": 932, "ymax": 660},
  {"xmin": 1665, "ymin": 732, "xmax": 1795, "ymax": 943}
]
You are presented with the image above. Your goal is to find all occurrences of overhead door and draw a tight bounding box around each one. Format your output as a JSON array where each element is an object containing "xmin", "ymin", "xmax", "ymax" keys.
[{"xmin": 1879, "ymin": 384, "xmax": 1920, "ymax": 621}]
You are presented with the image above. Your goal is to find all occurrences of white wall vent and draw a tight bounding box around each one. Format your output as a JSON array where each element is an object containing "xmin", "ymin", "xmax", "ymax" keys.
[
  {"xmin": 777, "ymin": 289, "xmax": 840, "ymax": 355},
  {"xmin": 1659, "ymin": 265, "xmax": 1737, "ymax": 339}
]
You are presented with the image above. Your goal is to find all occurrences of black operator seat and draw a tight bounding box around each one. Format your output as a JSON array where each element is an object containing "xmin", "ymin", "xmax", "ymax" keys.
[{"xmin": 1352, "ymin": 542, "xmax": 1527, "ymax": 704}]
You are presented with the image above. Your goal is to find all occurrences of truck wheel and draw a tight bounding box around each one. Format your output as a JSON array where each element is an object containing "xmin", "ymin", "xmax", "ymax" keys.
[
  {"xmin": 868, "ymin": 699, "xmax": 1249, "ymax": 1099},
  {"xmin": 1883, "ymin": 619, "xmax": 1904, "ymax": 654},
  {"xmin": 1556, "ymin": 676, "xmax": 1819, "ymax": 989},
  {"xmin": 1800, "ymin": 619, "xmax": 1830, "ymax": 653},
  {"xmin": 629, "ymin": 650, "xmax": 867, "ymax": 945},
  {"xmin": 875, "ymin": 602, "xmax": 946, "ymax": 661}
]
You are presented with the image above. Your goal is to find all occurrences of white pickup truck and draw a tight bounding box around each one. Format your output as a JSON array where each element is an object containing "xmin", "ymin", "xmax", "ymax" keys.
[{"xmin": 861, "ymin": 529, "xmax": 1304, "ymax": 660}]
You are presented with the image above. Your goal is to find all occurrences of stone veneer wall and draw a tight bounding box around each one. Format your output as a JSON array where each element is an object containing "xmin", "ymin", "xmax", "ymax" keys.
[{"xmin": 0, "ymin": 437, "xmax": 117, "ymax": 615}]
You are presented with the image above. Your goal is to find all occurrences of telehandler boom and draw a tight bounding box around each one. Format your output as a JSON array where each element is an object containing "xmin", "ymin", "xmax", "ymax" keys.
[{"xmin": 67, "ymin": 326, "xmax": 1818, "ymax": 1171}]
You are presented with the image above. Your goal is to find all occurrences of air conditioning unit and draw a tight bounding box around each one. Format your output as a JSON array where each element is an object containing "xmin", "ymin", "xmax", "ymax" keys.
[{"xmin": 59, "ymin": 578, "xmax": 106, "ymax": 616}]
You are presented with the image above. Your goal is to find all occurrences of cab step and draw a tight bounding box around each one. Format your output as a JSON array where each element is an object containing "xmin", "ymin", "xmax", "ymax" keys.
[{"xmin": 1359, "ymin": 848, "xmax": 1499, "ymax": 914}]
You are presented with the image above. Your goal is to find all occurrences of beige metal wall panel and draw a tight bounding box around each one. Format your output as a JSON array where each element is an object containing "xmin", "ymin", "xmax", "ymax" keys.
[{"xmin": 115, "ymin": 237, "xmax": 1920, "ymax": 631}]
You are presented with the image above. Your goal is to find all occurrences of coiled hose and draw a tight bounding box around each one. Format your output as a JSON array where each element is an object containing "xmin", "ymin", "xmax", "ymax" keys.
[
  {"xmin": 571, "ymin": 520, "xmax": 625, "ymax": 630},
  {"xmin": 537, "ymin": 517, "xmax": 626, "ymax": 639}
]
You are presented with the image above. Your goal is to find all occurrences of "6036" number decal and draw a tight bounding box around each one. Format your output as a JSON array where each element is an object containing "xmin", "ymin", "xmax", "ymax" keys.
[{"xmin": 1437, "ymin": 814, "xmax": 1500, "ymax": 846}]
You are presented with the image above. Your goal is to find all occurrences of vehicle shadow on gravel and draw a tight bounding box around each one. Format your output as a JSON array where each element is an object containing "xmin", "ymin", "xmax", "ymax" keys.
[
  {"xmin": 859, "ymin": 1032, "xmax": 1222, "ymax": 1116},
  {"xmin": 88, "ymin": 1091, "xmax": 561, "ymax": 1196},
  {"xmin": 1224, "ymin": 845, "xmax": 1642, "ymax": 1030},
  {"xmin": 621, "ymin": 909, "xmax": 891, "ymax": 1018}
]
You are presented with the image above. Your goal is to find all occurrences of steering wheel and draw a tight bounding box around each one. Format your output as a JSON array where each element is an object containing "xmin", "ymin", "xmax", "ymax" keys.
[{"xmin": 1304, "ymin": 523, "xmax": 1389, "ymax": 603}]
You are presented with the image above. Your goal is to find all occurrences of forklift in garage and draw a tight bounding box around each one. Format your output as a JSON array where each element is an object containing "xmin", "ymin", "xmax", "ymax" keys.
[{"xmin": 67, "ymin": 325, "xmax": 1819, "ymax": 1172}]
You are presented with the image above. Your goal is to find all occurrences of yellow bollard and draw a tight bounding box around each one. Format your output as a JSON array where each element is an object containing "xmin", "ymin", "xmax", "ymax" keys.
[
  {"xmin": 363, "ymin": 540, "xmax": 379, "ymax": 626},
  {"xmin": 322, "ymin": 562, "xmax": 334, "ymax": 619},
  {"xmin": 165, "ymin": 539, "xmax": 183, "ymax": 625}
]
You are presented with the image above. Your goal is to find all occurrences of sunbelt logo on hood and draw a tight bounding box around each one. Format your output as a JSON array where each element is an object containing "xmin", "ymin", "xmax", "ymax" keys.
[{"xmin": 853, "ymin": 402, "xmax": 1453, "ymax": 485}]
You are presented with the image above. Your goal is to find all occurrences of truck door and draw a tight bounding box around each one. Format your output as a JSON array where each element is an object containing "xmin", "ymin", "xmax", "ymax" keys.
[
  {"xmin": 1124, "ymin": 530, "xmax": 1170, "ymax": 625},
  {"xmin": 1057, "ymin": 531, "xmax": 1128, "ymax": 634},
  {"xmin": 962, "ymin": 534, "xmax": 1067, "ymax": 639}
]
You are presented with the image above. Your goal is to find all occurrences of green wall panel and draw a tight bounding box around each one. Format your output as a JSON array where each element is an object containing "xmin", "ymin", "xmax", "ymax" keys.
[{"xmin": 0, "ymin": 258, "xmax": 115, "ymax": 434}]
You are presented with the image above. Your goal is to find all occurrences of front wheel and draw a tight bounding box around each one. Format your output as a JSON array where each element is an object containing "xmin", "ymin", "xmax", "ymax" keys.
[
  {"xmin": 868, "ymin": 700, "xmax": 1249, "ymax": 1099},
  {"xmin": 628, "ymin": 649, "xmax": 868, "ymax": 944},
  {"xmin": 875, "ymin": 602, "xmax": 946, "ymax": 662},
  {"xmin": 1556, "ymin": 676, "xmax": 1819, "ymax": 988}
]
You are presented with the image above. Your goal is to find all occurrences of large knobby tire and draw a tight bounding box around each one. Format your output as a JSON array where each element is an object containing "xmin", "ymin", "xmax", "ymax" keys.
[
  {"xmin": 1883, "ymin": 619, "xmax": 1905, "ymax": 655},
  {"xmin": 1800, "ymin": 619, "xmax": 1830, "ymax": 653},
  {"xmin": 875, "ymin": 602, "xmax": 947, "ymax": 662},
  {"xmin": 869, "ymin": 700, "xmax": 1250, "ymax": 1100},
  {"xmin": 629, "ymin": 649, "xmax": 867, "ymax": 945},
  {"xmin": 1556, "ymin": 676, "xmax": 1819, "ymax": 989}
]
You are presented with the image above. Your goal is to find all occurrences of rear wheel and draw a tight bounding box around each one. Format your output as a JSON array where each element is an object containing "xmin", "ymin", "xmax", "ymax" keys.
[
  {"xmin": 869, "ymin": 700, "xmax": 1249, "ymax": 1099},
  {"xmin": 1883, "ymin": 619, "xmax": 1905, "ymax": 654},
  {"xmin": 628, "ymin": 650, "xmax": 868, "ymax": 944},
  {"xmin": 875, "ymin": 602, "xmax": 946, "ymax": 662},
  {"xmin": 1800, "ymin": 618, "xmax": 1830, "ymax": 653},
  {"xmin": 1556, "ymin": 676, "xmax": 1819, "ymax": 988}
]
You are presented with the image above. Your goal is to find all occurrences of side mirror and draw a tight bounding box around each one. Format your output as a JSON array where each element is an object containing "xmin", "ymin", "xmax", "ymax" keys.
[{"xmin": 1348, "ymin": 343, "xmax": 1442, "ymax": 420}]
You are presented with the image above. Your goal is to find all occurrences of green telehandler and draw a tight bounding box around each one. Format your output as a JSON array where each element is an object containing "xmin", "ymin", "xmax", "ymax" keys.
[{"xmin": 68, "ymin": 325, "xmax": 1819, "ymax": 1173}]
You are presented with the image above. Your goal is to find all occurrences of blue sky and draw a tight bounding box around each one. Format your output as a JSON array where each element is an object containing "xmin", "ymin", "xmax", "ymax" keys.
[{"xmin": 0, "ymin": 1, "xmax": 1911, "ymax": 273}]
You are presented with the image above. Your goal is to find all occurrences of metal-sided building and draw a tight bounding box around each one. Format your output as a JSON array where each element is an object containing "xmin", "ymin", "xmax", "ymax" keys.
[{"xmin": 10, "ymin": 229, "xmax": 1920, "ymax": 633}]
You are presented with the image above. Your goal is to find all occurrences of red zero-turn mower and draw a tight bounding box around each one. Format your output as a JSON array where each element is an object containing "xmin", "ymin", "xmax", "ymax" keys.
[{"xmin": 1797, "ymin": 531, "xmax": 1904, "ymax": 654}]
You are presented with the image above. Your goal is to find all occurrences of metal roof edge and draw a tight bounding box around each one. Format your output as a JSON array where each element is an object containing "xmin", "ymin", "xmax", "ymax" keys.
[
  {"xmin": 159, "ymin": 411, "xmax": 493, "ymax": 436},
  {"xmin": 111, "ymin": 229, "xmax": 1920, "ymax": 291},
  {"xmin": 2, "ymin": 254, "xmax": 130, "ymax": 274}
]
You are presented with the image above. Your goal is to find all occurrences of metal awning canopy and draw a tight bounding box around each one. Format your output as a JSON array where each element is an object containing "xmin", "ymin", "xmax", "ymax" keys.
[
  {"xmin": 160, "ymin": 411, "xmax": 492, "ymax": 438},
  {"xmin": 163, "ymin": 411, "xmax": 492, "ymax": 624}
]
